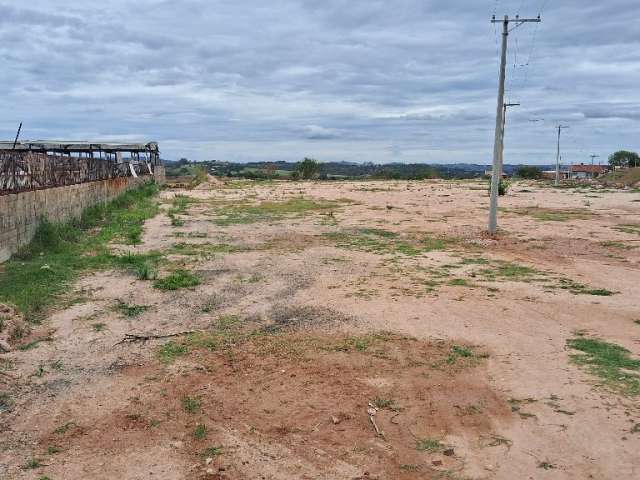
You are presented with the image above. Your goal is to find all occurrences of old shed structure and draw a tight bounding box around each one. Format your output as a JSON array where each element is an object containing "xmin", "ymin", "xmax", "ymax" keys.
[{"xmin": 0, "ymin": 140, "xmax": 164, "ymax": 262}]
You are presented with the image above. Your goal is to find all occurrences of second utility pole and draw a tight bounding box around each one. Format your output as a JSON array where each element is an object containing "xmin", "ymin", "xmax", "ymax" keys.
[
  {"xmin": 488, "ymin": 15, "xmax": 541, "ymax": 235},
  {"xmin": 554, "ymin": 124, "xmax": 569, "ymax": 185}
]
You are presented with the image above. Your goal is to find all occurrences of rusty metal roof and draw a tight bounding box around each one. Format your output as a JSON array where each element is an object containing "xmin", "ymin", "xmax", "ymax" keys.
[{"xmin": 0, "ymin": 140, "xmax": 159, "ymax": 153}]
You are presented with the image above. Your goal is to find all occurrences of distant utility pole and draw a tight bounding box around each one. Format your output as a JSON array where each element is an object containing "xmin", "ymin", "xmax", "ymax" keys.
[
  {"xmin": 554, "ymin": 124, "xmax": 569, "ymax": 185},
  {"xmin": 590, "ymin": 154, "xmax": 600, "ymax": 179},
  {"xmin": 488, "ymin": 14, "xmax": 541, "ymax": 235}
]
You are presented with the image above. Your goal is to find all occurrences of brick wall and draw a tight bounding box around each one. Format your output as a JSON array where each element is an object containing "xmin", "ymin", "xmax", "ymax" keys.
[{"xmin": 0, "ymin": 171, "xmax": 164, "ymax": 263}]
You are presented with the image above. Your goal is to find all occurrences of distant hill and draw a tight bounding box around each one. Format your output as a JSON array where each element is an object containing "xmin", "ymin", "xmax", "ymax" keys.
[{"xmin": 163, "ymin": 159, "xmax": 558, "ymax": 180}]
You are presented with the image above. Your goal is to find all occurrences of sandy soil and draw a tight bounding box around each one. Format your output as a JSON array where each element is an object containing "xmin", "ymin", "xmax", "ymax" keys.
[{"xmin": 1, "ymin": 179, "xmax": 639, "ymax": 479}]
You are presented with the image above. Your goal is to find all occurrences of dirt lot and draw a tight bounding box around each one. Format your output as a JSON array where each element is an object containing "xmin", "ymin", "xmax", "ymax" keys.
[{"xmin": 1, "ymin": 179, "xmax": 639, "ymax": 479}]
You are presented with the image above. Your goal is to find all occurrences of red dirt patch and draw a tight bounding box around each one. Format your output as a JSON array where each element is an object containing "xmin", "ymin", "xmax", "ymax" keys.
[{"xmin": 40, "ymin": 331, "xmax": 511, "ymax": 479}]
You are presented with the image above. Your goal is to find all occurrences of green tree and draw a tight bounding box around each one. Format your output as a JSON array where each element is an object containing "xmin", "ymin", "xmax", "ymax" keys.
[
  {"xmin": 516, "ymin": 165, "xmax": 543, "ymax": 179},
  {"xmin": 609, "ymin": 151, "xmax": 640, "ymax": 168},
  {"xmin": 297, "ymin": 157, "xmax": 320, "ymax": 180}
]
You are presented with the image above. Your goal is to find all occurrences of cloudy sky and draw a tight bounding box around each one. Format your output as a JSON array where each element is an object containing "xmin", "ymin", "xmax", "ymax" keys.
[{"xmin": 1, "ymin": 0, "xmax": 638, "ymax": 164}]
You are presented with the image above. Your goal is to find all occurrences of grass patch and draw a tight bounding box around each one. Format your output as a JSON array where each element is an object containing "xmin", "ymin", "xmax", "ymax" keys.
[
  {"xmin": 371, "ymin": 397, "xmax": 399, "ymax": 410},
  {"xmin": 114, "ymin": 301, "xmax": 150, "ymax": 317},
  {"xmin": 478, "ymin": 261, "xmax": 538, "ymax": 280},
  {"xmin": 416, "ymin": 438, "xmax": 444, "ymax": 452},
  {"xmin": 504, "ymin": 207, "xmax": 593, "ymax": 222},
  {"xmin": 153, "ymin": 269, "xmax": 200, "ymax": 290},
  {"xmin": 212, "ymin": 198, "xmax": 345, "ymax": 225},
  {"xmin": 23, "ymin": 458, "xmax": 42, "ymax": 470},
  {"xmin": 157, "ymin": 341, "xmax": 188, "ymax": 363},
  {"xmin": 186, "ymin": 316, "xmax": 247, "ymax": 351},
  {"xmin": 168, "ymin": 242, "xmax": 243, "ymax": 256},
  {"xmin": 93, "ymin": 323, "xmax": 106, "ymax": 332},
  {"xmin": 613, "ymin": 224, "xmax": 640, "ymax": 236},
  {"xmin": 0, "ymin": 183, "xmax": 160, "ymax": 322},
  {"xmin": 167, "ymin": 194, "xmax": 200, "ymax": 227},
  {"xmin": 460, "ymin": 257, "xmax": 490, "ymax": 265},
  {"xmin": 53, "ymin": 422, "xmax": 76, "ymax": 435},
  {"xmin": 201, "ymin": 446, "xmax": 223, "ymax": 458},
  {"xmin": 324, "ymin": 229, "xmax": 454, "ymax": 257},
  {"xmin": 567, "ymin": 337, "xmax": 640, "ymax": 395},
  {"xmin": 182, "ymin": 396, "xmax": 202, "ymax": 414},
  {"xmin": 558, "ymin": 279, "xmax": 615, "ymax": 296},
  {"xmin": 193, "ymin": 424, "xmax": 207, "ymax": 440},
  {"xmin": 327, "ymin": 332, "xmax": 395, "ymax": 353}
]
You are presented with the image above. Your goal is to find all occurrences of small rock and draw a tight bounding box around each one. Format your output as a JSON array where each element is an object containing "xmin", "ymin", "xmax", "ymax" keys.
[
  {"xmin": 367, "ymin": 408, "xmax": 377, "ymax": 416},
  {"xmin": 206, "ymin": 468, "xmax": 214, "ymax": 475},
  {"xmin": 205, "ymin": 457, "xmax": 213, "ymax": 465},
  {"xmin": 432, "ymin": 460, "xmax": 443, "ymax": 467},
  {"xmin": 443, "ymin": 448, "xmax": 455, "ymax": 457},
  {"xmin": 331, "ymin": 416, "xmax": 340, "ymax": 425}
]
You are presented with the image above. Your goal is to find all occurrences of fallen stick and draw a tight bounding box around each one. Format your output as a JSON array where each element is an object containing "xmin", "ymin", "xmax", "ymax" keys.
[
  {"xmin": 114, "ymin": 330, "xmax": 197, "ymax": 347},
  {"xmin": 369, "ymin": 415, "xmax": 383, "ymax": 437}
]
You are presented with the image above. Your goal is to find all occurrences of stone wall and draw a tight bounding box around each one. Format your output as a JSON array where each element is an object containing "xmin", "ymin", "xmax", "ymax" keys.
[{"xmin": 0, "ymin": 171, "xmax": 164, "ymax": 263}]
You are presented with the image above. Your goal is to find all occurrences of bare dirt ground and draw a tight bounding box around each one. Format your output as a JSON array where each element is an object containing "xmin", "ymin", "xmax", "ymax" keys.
[{"xmin": 1, "ymin": 179, "xmax": 639, "ymax": 479}]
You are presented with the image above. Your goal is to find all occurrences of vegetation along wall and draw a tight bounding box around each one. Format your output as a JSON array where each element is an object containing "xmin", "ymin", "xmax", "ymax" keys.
[{"xmin": 0, "ymin": 166, "xmax": 165, "ymax": 262}]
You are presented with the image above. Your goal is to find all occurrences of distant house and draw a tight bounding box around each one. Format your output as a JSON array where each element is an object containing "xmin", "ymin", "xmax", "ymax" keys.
[
  {"xmin": 542, "ymin": 170, "xmax": 569, "ymax": 180},
  {"xmin": 569, "ymin": 164, "xmax": 609, "ymax": 179}
]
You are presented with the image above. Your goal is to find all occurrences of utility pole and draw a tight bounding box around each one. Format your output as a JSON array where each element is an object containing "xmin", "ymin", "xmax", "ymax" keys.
[
  {"xmin": 554, "ymin": 124, "xmax": 569, "ymax": 185},
  {"xmin": 589, "ymin": 154, "xmax": 600, "ymax": 179},
  {"xmin": 488, "ymin": 14, "xmax": 541, "ymax": 235}
]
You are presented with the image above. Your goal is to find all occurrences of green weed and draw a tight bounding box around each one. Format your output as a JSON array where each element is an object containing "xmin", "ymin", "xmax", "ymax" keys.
[
  {"xmin": 153, "ymin": 269, "xmax": 200, "ymax": 290},
  {"xmin": 212, "ymin": 198, "xmax": 344, "ymax": 225},
  {"xmin": 182, "ymin": 396, "xmax": 202, "ymax": 413},
  {"xmin": 53, "ymin": 422, "xmax": 76, "ymax": 435},
  {"xmin": 23, "ymin": 458, "xmax": 42, "ymax": 470},
  {"xmin": 324, "ymin": 230, "xmax": 454, "ymax": 257},
  {"xmin": 157, "ymin": 341, "xmax": 188, "ymax": 363},
  {"xmin": 567, "ymin": 337, "xmax": 640, "ymax": 395},
  {"xmin": 416, "ymin": 438, "xmax": 443, "ymax": 452},
  {"xmin": 193, "ymin": 424, "xmax": 207, "ymax": 440},
  {"xmin": 559, "ymin": 279, "xmax": 615, "ymax": 296},
  {"xmin": 613, "ymin": 224, "xmax": 640, "ymax": 236},
  {"xmin": 371, "ymin": 397, "xmax": 398, "ymax": 410},
  {"xmin": 504, "ymin": 207, "xmax": 592, "ymax": 222},
  {"xmin": 201, "ymin": 446, "xmax": 223, "ymax": 458},
  {"xmin": 115, "ymin": 301, "xmax": 149, "ymax": 317}
]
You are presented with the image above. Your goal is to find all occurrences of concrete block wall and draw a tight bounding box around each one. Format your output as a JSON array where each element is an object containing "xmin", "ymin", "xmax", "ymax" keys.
[{"xmin": 0, "ymin": 173, "xmax": 163, "ymax": 263}]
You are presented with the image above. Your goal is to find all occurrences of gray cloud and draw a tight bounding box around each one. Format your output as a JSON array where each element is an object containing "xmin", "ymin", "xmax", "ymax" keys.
[{"xmin": 0, "ymin": 0, "xmax": 638, "ymax": 164}]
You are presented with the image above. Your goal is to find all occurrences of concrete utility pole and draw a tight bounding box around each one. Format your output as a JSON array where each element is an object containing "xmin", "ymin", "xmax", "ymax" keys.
[
  {"xmin": 555, "ymin": 124, "xmax": 569, "ymax": 185},
  {"xmin": 488, "ymin": 15, "xmax": 541, "ymax": 235},
  {"xmin": 590, "ymin": 154, "xmax": 600, "ymax": 179}
]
